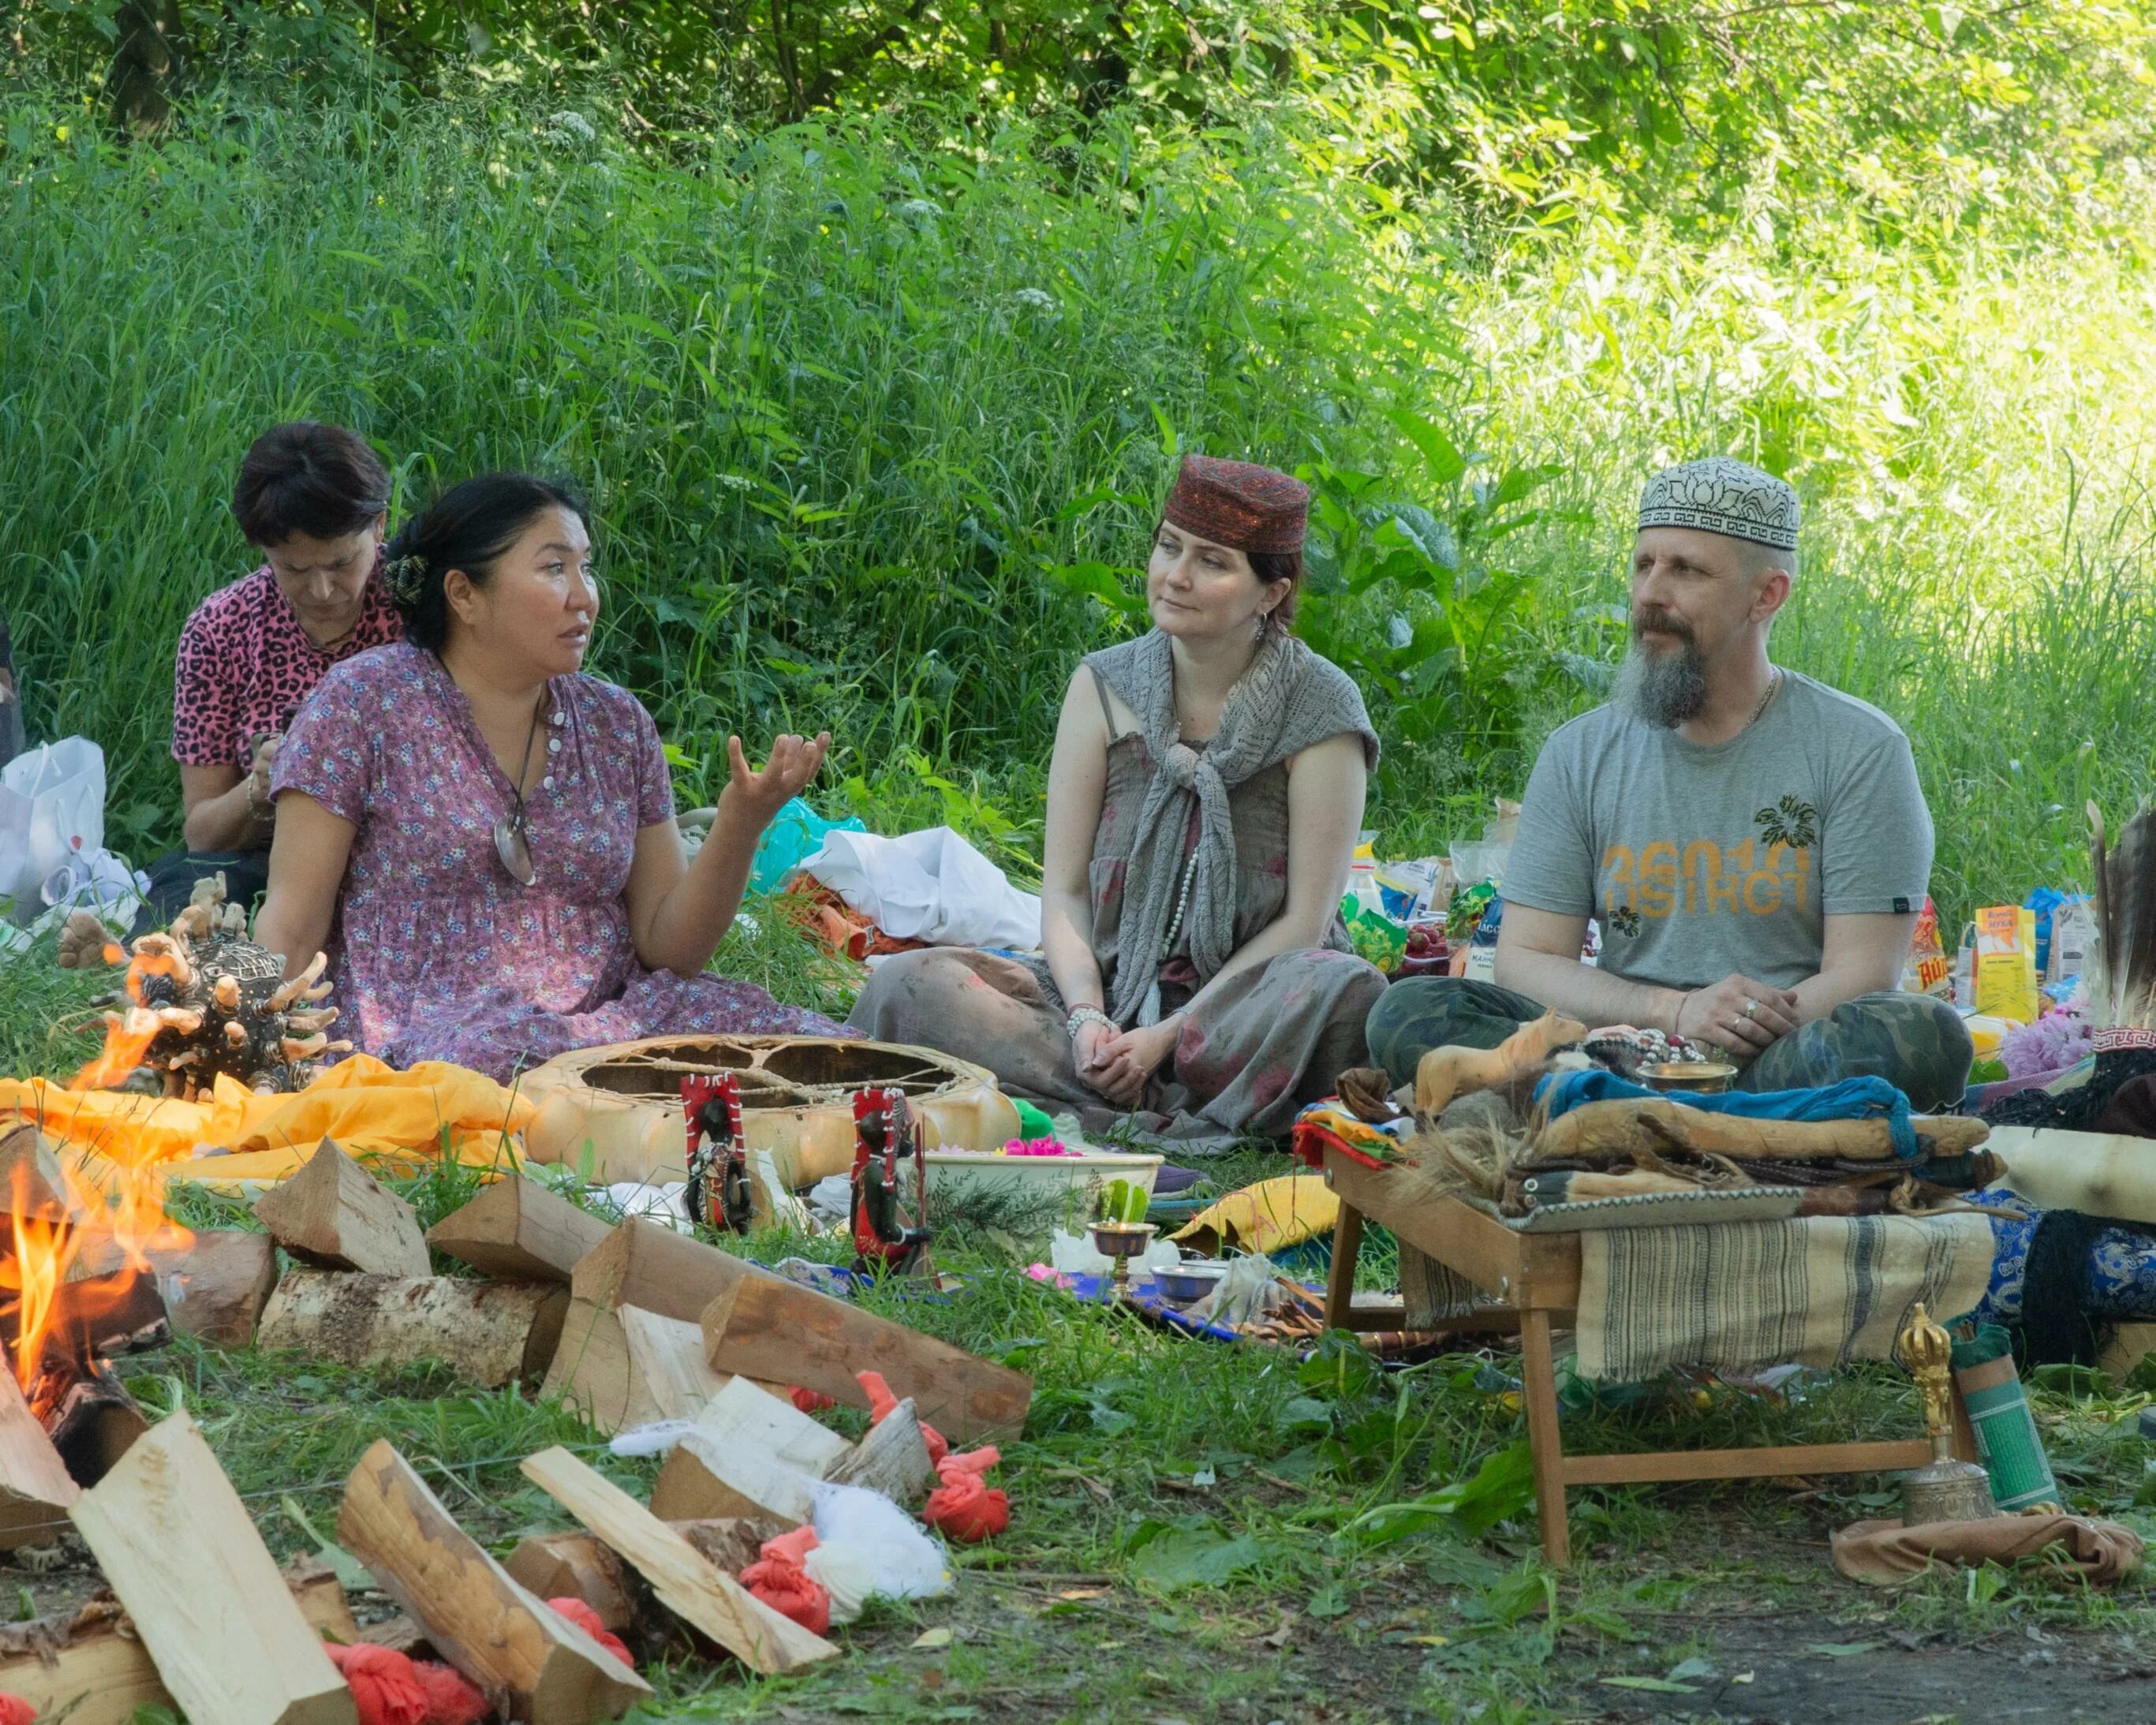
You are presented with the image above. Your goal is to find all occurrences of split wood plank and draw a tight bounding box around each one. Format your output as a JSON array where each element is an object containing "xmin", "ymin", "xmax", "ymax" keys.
[
  {"xmin": 542, "ymin": 1299, "xmax": 727, "ymax": 1433},
  {"xmin": 0, "ymin": 1122, "xmax": 69, "ymax": 1222},
  {"xmin": 649, "ymin": 1428, "xmax": 820, "ymax": 1525},
  {"xmin": 505, "ymin": 1531, "xmax": 637, "ymax": 1631},
  {"xmin": 68, "ymin": 1411, "xmax": 357, "ymax": 1725},
  {"xmin": 260, "ymin": 1270, "xmax": 567, "ymax": 1387},
  {"xmin": 693, "ymin": 1375, "xmax": 853, "ymax": 1476},
  {"xmin": 338, "ymin": 1438, "xmax": 652, "ymax": 1723},
  {"xmin": 0, "ymin": 1559, "xmax": 353, "ymax": 1725},
  {"xmin": 253, "ymin": 1138, "xmax": 431, "ymax": 1276},
  {"xmin": 521, "ymin": 1445, "xmax": 838, "ymax": 1675},
  {"xmin": 0, "ymin": 1357, "xmax": 77, "ymax": 1550},
  {"xmin": 427, "ymin": 1174, "xmax": 614, "ymax": 1283},
  {"xmin": 570, "ymin": 1215, "xmax": 777, "ymax": 1323},
  {"xmin": 828, "ymin": 1396, "xmax": 936, "ymax": 1505},
  {"xmin": 70, "ymin": 1229, "xmax": 279, "ymax": 1346},
  {"xmin": 701, "ymin": 1273, "xmax": 1033, "ymax": 1443}
]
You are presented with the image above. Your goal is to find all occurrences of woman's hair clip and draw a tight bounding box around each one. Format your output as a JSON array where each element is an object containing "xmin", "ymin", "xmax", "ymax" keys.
[{"xmin": 383, "ymin": 552, "xmax": 430, "ymax": 605}]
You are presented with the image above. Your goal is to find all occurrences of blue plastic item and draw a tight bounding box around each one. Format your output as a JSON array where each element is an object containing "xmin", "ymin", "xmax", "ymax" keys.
[{"xmin": 748, "ymin": 797, "xmax": 865, "ymax": 894}]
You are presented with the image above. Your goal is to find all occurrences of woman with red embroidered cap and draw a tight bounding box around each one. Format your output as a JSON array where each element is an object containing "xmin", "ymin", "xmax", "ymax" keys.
[{"xmin": 850, "ymin": 454, "xmax": 1386, "ymax": 1148}]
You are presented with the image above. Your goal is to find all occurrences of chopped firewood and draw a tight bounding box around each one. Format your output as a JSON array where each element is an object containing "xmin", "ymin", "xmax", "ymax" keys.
[
  {"xmin": 0, "ymin": 1556, "xmax": 353, "ymax": 1725},
  {"xmin": 338, "ymin": 1439, "xmax": 652, "ymax": 1723},
  {"xmin": 828, "ymin": 1395, "xmax": 936, "ymax": 1505},
  {"xmin": 570, "ymin": 1215, "xmax": 776, "ymax": 1322},
  {"xmin": 69, "ymin": 1229, "xmax": 279, "ymax": 1346},
  {"xmin": 521, "ymin": 1446, "xmax": 838, "ymax": 1675},
  {"xmin": 541, "ymin": 1299, "xmax": 727, "ymax": 1434},
  {"xmin": 68, "ymin": 1412, "xmax": 357, "ymax": 1725},
  {"xmin": 258, "ymin": 1271, "xmax": 568, "ymax": 1387},
  {"xmin": 252, "ymin": 1138, "xmax": 431, "ymax": 1276},
  {"xmin": 0, "ymin": 1122, "xmax": 70, "ymax": 1222},
  {"xmin": 649, "ymin": 1428, "xmax": 820, "ymax": 1525},
  {"xmin": 356, "ymin": 1614, "xmax": 433, "ymax": 1656},
  {"xmin": 677, "ymin": 1514, "xmax": 792, "ymax": 1575},
  {"xmin": 505, "ymin": 1531, "xmax": 638, "ymax": 1631},
  {"xmin": 427, "ymin": 1174, "xmax": 613, "ymax": 1283},
  {"xmin": 701, "ymin": 1272, "xmax": 1033, "ymax": 1443},
  {"xmin": 0, "ymin": 1357, "xmax": 77, "ymax": 1551},
  {"xmin": 690, "ymin": 1376, "xmax": 853, "ymax": 1477}
]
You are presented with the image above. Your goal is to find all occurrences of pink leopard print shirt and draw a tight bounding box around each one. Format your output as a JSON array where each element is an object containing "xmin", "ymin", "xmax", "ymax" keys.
[{"xmin": 170, "ymin": 559, "xmax": 402, "ymax": 769}]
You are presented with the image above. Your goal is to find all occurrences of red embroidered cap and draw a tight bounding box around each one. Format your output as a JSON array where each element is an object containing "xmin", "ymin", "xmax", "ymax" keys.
[{"xmin": 1162, "ymin": 454, "xmax": 1310, "ymax": 556}]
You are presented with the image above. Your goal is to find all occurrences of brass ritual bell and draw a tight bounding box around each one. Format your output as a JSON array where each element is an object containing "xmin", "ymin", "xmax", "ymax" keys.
[{"xmin": 1895, "ymin": 1303, "xmax": 1997, "ymax": 1525}]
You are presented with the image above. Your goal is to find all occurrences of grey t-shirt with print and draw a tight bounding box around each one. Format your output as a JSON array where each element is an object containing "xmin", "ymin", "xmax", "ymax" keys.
[{"xmin": 1502, "ymin": 671, "xmax": 1932, "ymax": 991}]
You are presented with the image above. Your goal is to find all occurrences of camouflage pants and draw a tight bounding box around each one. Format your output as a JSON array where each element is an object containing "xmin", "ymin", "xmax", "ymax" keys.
[{"xmin": 1366, "ymin": 977, "xmax": 1974, "ymax": 1114}]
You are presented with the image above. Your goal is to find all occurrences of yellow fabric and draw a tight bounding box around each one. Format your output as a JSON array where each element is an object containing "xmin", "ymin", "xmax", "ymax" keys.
[
  {"xmin": 0, "ymin": 1055, "xmax": 532, "ymax": 1189},
  {"xmin": 1171, "ymin": 1173, "xmax": 1340, "ymax": 1256}
]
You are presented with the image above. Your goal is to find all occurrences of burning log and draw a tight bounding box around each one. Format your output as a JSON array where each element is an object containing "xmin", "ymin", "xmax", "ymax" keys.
[
  {"xmin": 521, "ymin": 1445, "xmax": 838, "ymax": 1676},
  {"xmin": 701, "ymin": 1269, "xmax": 1033, "ymax": 1443},
  {"xmin": 252, "ymin": 1138, "xmax": 431, "ymax": 1277},
  {"xmin": 1, "ymin": 1268, "xmax": 170, "ymax": 1365},
  {"xmin": 427, "ymin": 1174, "xmax": 615, "ymax": 1283},
  {"xmin": 68, "ymin": 1412, "xmax": 359, "ymax": 1725},
  {"xmin": 541, "ymin": 1300, "xmax": 728, "ymax": 1434},
  {"xmin": 257, "ymin": 1271, "xmax": 567, "ymax": 1388},
  {"xmin": 338, "ymin": 1439, "xmax": 652, "ymax": 1723},
  {"xmin": 0, "ymin": 1555, "xmax": 354, "ymax": 1725},
  {"xmin": 69, "ymin": 1229, "xmax": 279, "ymax": 1347}
]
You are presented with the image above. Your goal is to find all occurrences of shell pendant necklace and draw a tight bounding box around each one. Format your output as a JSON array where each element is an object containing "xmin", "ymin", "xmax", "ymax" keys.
[{"xmin": 493, "ymin": 693, "xmax": 546, "ymax": 887}]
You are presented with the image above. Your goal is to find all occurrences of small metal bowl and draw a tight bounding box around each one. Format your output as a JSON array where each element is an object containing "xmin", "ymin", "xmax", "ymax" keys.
[
  {"xmin": 1152, "ymin": 1261, "xmax": 1228, "ymax": 1304},
  {"xmin": 1638, "ymin": 1059, "xmax": 1739, "ymax": 1094}
]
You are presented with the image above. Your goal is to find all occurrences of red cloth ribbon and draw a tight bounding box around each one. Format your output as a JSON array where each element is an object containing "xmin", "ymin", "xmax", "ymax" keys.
[
  {"xmin": 740, "ymin": 1524, "xmax": 833, "ymax": 1637},
  {"xmin": 324, "ymin": 1641, "xmax": 429, "ymax": 1725},
  {"xmin": 0, "ymin": 1695, "xmax": 37, "ymax": 1725},
  {"xmin": 923, "ymin": 1445, "xmax": 1009, "ymax": 1542},
  {"xmin": 790, "ymin": 1385, "xmax": 837, "ymax": 1413},
  {"xmin": 547, "ymin": 1596, "xmax": 634, "ymax": 1668},
  {"xmin": 413, "ymin": 1661, "xmax": 489, "ymax": 1725},
  {"xmin": 857, "ymin": 1368, "xmax": 948, "ymax": 1464}
]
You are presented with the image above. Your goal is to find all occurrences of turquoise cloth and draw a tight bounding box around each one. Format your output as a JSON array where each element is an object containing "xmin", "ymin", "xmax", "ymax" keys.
[{"xmin": 1534, "ymin": 1070, "xmax": 1920, "ymax": 1162}]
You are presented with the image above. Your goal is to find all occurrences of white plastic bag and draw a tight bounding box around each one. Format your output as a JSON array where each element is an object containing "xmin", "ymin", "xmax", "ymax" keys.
[
  {"xmin": 801, "ymin": 827, "xmax": 1041, "ymax": 950},
  {"xmin": 0, "ymin": 738, "xmax": 106, "ymax": 913}
]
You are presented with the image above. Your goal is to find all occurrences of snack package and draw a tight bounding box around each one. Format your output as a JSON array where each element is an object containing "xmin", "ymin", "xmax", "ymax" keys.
[
  {"xmin": 2047, "ymin": 894, "xmax": 2095, "ymax": 987},
  {"xmin": 1374, "ymin": 857, "xmax": 1445, "ymax": 924},
  {"xmin": 1973, "ymin": 905, "xmax": 2039, "ymax": 1025},
  {"xmin": 1900, "ymin": 897, "xmax": 1951, "ymax": 997}
]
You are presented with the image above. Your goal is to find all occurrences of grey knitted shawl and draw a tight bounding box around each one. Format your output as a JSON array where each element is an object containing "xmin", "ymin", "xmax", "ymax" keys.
[{"xmin": 1085, "ymin": 628, "xmax": 1378, "ymax": 1027}]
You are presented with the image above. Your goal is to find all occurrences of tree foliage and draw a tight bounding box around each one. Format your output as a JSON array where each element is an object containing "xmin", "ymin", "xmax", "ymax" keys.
[{"xmin": 15, "ymin": 0, "xmax": 2156, "ymax": 241}]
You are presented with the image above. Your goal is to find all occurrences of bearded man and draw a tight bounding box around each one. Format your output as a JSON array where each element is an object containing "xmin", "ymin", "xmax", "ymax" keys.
[{"xmin": 1367, "ymin": 456, "xmax": 1971, "ymax": 1111}]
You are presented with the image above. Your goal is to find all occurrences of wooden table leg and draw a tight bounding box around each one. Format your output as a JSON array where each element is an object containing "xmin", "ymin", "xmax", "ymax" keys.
[
  {"xmin": 1951, "ymin": 1380, "xmax": 1979, "ymax": 1466},
  {"xmin": 1324, "ymin": 1201, "xmax": 1365, "ymax": 1331},
  {"xmin": 1519, "ymin": 1308, "xmax": 1570, "ymax": 1566}
]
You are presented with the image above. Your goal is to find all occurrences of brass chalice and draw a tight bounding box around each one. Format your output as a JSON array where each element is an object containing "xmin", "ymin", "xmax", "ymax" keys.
[{"xmin": 1088, "ymin": 1221, "xmax": 1158, "ymax": 1301}]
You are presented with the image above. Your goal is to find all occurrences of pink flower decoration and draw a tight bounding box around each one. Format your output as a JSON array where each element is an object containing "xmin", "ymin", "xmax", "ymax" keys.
[{"xmin": 1001, "ymin": 1137, "xmax": 1074, "ymax": 1156}]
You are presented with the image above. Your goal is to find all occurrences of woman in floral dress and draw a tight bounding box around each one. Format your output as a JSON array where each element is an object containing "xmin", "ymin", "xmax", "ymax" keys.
[{"xmin": 255, "ymin": 472, "xmax": 847, "ymax": 1081}]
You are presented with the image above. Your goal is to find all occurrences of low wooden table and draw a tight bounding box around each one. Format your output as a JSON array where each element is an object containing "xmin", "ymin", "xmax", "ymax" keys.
[{"xmin": 1317, "ymin": 1143, "xmax": 1957, "ymax": 1564}]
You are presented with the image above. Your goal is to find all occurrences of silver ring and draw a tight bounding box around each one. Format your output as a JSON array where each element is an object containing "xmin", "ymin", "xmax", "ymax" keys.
[{"xmin": 1742, "ymin": 997, "xmax": 1758, "ymax": 1020}]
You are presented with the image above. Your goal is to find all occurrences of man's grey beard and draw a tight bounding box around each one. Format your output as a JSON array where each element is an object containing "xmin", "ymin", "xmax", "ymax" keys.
[{"xmin": 1616, "ymin": 637, "xmax": 1709, "ymax": 728}]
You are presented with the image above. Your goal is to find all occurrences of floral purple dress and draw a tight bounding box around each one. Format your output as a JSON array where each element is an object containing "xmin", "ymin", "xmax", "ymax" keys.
[{"xmin": 272, "ymin": 643, "xmax": 846, "ymax": 1081}]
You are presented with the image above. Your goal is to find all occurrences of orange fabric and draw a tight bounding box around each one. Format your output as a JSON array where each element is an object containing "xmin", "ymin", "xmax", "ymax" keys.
[
  {"xmin": 0, "ymin": 1054, "xmax": 535, "ymax": 1189},
  {"xmin": 790, "ymin": 1385, "xmax": 837, "ymax": 1413},
  {"xmin": 413, "ymin": 1662, "xmax": 489, "ymax": 1725},
  {"xmin": 787, "ymin": 887, "xmax": 931, "ymax": 961},
  {"xmin": 547, "ymin": 1596, "xmax": 633, "ymax": 1667},
  {"xmin": 0, "ymin": 1695, "xmax": 35, "ymax": 1724},
  {"xmin": 858, "ymin": 1368, "xmax": 947, "ymax": 1464},
  {"xmin": 923, "ymin": 1446, "xmax": 1008, "ymax": 1542},
  {"xmin": 741, "ymin": 1525, "xmax": 832, "ymax": 1637},
  {"xmin": 324, "ymin": 1642, "xmax": 428, "ymax": 1725}
]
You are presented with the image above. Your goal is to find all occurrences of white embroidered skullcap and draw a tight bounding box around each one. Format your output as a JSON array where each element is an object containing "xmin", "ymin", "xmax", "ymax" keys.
[{"xmin": 1637, "ymin": 457, "xmax": 1799, "ymax": 552}]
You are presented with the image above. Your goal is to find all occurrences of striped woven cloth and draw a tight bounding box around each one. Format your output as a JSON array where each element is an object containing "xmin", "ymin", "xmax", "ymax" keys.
[{"xmin": 1576, "ymin": 1212, "xmax": 1993, "ymax": 1381}]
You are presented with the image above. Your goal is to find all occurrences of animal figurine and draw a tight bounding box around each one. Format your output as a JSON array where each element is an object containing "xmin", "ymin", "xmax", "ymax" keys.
[
  {"xmin": 88, "ymin": 876, "xmax": 347, "ymax": 1098},
  {"xmin": 680, "ymin": 1071, "xmax": 755, "ymax": 1234},
  {"xmin": 850, "ymin": 1088, "xmax": 932, "ymax": 1278}
]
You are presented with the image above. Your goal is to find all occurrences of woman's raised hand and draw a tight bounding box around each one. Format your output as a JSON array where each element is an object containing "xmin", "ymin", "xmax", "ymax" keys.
[{"xmin": 721, "ymin": 731, "xmax": 831, "ymax": 824}]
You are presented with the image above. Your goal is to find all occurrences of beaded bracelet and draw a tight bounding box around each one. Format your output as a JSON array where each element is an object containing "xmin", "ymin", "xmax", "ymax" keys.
[{"xmin": 1065, "ymin": 1005, "xmax": 1115, "ymax": 1042}]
